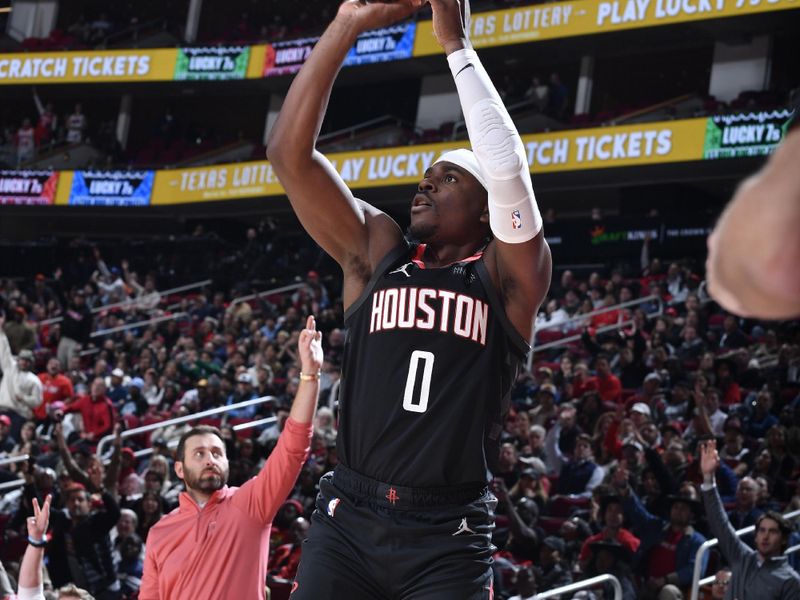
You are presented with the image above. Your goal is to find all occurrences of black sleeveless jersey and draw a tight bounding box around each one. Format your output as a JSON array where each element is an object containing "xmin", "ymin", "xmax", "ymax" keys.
[{"xmin": 338, "ymin": 241, "xmax": 530, "ymax": 488}]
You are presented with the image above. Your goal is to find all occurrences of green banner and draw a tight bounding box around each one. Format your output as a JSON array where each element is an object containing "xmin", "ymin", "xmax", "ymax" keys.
[
  {"xmin": 703, "ymin": 109, "xmax": 795, "ymax": 159},
  {"xmin": 174, "ymin": 46, "xmax": 251, "ymax": 81}
]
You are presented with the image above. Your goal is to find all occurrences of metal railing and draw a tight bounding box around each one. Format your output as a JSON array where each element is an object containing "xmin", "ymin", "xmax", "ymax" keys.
[
  {"xmin": 229, "ymin": 283, "xmax": 308, "ymax": 307},
  {"xmin": 0, "ymin": 454, "xmax": 29, "ymax": 467},
  {"xmin": 527, "ymin": 293, "xmax": 663, "ymax": 368},
  {"xmin": 102, "ymin": 439, "xmax": 179, "ymax": 466},
  {"xmin": 689, "ymin": 508, "xmax": 800, "ymax": 600},
  {"xmin": 90, "ymin": 312, "xmax": 189, "ymax": 338},
  {"xmin": 233, "ymin": 417, "xmax": 277, "ymax": 431},
  {"xmin": 534, "ymin": 574, "xmax": 622, "ymax": 600},
  {"xmin": 317, "ymin": 114, "xmax": 416, "ymax": 144},
  {"xmin": 95, "ymin": 395, "xmax": 277, "ymax": 458},
  {"xmin": 40, "ymin": 279, "xmax": 212, "ymax": 326},
  {"xmin": 0, "ymin": 479, "xmax": 25, "ymax": 493}
]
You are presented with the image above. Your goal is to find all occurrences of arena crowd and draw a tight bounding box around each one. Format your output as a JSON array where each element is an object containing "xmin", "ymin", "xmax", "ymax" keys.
[{"xmin": 0, "ymin": 232, "xmax": 798, "ymax": 599}]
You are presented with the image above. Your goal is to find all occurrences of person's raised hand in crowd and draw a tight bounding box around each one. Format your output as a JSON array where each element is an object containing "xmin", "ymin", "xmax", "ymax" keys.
[
  {"xmin": 288, "ymin": 315, "xmax": 325, "ymax": 425},
  {"xmin": 53, "ymin": 422, "xmax": 66, "ymax": 447},
  {"xmin": 18, "ymin": 494, "xmax": 52, "ymax": 591},
  {"xmin": 700, "ymin": 439, "xmax": 720, "ymax": 484},
  {"xmin": 493, "ymin": 477, "xmax": 510, "ymax": 505},
  {"xmin": 298, "ymin": 315, "xmax": 323, "ymax": 377},
  {"xmin": 19, "ymin": 457, "xmax": 36, "ymax": 486},
  {"xmin": 693, "ymin": 381, "xmax": 707, "ymax": 411},
  {"xmin": 558, "ymin": 404, "xmax": 577, "ymax": 428},
  {"xmin": 337, "ymin": 0, "xmax": 424, "ymax": 35},
  {"xmin": 112, "ymin": 422, "xmax": 123, "ymax": 450},
  {"xmin": 26, "ymin": 495, "xmax": 51, "ymax": 542}
]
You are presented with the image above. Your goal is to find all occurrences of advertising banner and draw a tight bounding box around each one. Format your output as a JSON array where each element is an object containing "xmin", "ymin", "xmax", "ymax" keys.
[
  {"xmin": 152, "ymin": 161, "xmax": 284, "ymax": 204},
  {"xmin": 174, "ymin": 46, "xmax": 251, "ymax": 80},
  {"xmin": 263, "ymin": 37, "xmax": 319, "ymax": 77},
  {"xmin": 413, "ymin": 0, "xmax": 800, "ymax": 55},
  {"xmin": 150, "ymin": 118, "xmax": 707, "ymax": 204},
  {"xmin": 265, "ymin": 23, "xmax": 416, "ymax": 76},
  {"xmin": 0, "ymin": 48, "xmax": 177, "ymax": 85},
  {"xmin": 702, "ymin": 109, "xmax": 795, "ymax": 159},
  {"xmin": 9, "ymin": 112, "xmax": 778, "ymax": 207},
  {"xmin": 343, "ymin": 23, "xmax": 416, "ymax": 66},
  {"xmin": 544, "ymin": 216, "xmax": 713, "ymax": 261},
  {"xmin": 64, "ymin": 171, "xmax": 155, "ymax": 206},
  {"xmin": 0, "ymin": 170, "xmax": 59, "ymax": 205}
]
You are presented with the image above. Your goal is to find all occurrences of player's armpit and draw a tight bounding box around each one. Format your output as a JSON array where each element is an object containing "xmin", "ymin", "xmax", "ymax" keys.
[{"xmin": 487, "ymin": 234, "xmax": 552, "ymax": 340}]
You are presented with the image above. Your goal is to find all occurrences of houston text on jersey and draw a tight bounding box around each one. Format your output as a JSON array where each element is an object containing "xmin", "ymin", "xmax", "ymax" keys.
[{"xmin": 369, "ymin": 287, "xmax": 488, "ymax": 346}]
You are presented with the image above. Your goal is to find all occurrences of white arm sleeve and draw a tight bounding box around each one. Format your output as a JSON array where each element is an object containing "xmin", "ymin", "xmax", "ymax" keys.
[{"xmin": 447, "ymin": 48, "xmax": 542, "ymax": 243}]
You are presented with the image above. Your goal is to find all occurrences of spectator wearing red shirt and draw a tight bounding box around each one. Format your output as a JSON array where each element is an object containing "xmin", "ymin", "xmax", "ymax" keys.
[
  {"xmin": 590, "ymin": 294, "xmax": 621, "ymax": 329},
  {"xmin": 66, "ymin": 377, "xmax": 116, "ymax": 443},
  {"xmin": 270, "ymin": 516, "xmax": 309, "ymax": 580},
  {"xmin": 571, "ymin": 362, "xmax": 598, "ymax": 400},
  {"xmin": 36, "ymin": 357, "xmax": 74, "ymax": 421},
  {"xmin": 579, "ymin": 495, "xmax": 640, "ymax": 568},
  {"xmin": 595, "ymin": 355, "xmax": 622, "ymax": 405}
]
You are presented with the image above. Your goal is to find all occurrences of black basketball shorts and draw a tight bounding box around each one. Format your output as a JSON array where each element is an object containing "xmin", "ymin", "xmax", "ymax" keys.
[{"xmin": 289, "ymin": 465, "xmax": 497, "ymax": 600}]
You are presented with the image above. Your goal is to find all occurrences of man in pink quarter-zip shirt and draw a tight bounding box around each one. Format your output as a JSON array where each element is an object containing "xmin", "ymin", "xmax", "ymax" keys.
[{"xmin": 139, "ymin": 316, "xmax": 323, "ymax": 600}]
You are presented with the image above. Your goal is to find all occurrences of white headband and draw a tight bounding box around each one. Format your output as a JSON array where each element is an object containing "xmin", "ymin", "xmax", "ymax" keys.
[{"xmin": 433, "ymin": 149, "xmax": 487, "ymax": 191}]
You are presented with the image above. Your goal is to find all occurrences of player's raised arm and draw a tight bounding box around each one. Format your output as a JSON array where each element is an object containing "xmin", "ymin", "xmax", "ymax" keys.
[
  {"xmin": 267, "ymin": 1, "xmax": 422, "ymax": 275},
  {"xmin": 429, "ymin": 0, "xmax": 551, "ymax": 337}
]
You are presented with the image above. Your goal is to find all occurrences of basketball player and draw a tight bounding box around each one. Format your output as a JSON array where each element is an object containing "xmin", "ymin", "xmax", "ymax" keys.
[{"xmin": 268, "ymin": 0, "xmax": 551, "ymax": 598}]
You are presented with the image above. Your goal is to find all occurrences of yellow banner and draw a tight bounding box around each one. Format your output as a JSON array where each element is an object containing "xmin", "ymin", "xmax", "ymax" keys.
[
  {"xmin": 151, "ymin": 161, "xmax": 284, "ymax": 205},
  {"xmin": 246, "ymin": 44, "xmax": 268, "ymax": 79},
  {"xmin": 0, "ymin": 48, "xmax": 178, "ymax": 85},
  {"xmin": 414, "ymin": 0, "xmax": 799, "ymax": 55},
  {"xmin": 54, "ymin": 171, "xmax": 73, "ymax": 205},
  {"xmin": 149, "ymin": 118, "xmax": 705, "ymax": 204}
]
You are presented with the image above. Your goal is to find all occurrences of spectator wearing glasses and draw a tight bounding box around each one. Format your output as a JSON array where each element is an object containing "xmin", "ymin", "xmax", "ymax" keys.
[{"xmin": 709, "ymin": 568, "xmax": 731, "ymax": 599}]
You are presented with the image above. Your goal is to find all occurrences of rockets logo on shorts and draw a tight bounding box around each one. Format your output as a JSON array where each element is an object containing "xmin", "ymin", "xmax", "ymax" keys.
[
  {"xmin": 327, "ymin": 497, "xmax": 341, "ymax": 517},
  {"xmin": 511, "ymin": 209, "xmax": 522, "ymax": 230}
]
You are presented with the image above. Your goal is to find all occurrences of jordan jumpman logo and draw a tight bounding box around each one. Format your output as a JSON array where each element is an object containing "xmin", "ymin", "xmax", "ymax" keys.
[
  {"xmin": 452, "ymin": 517, "xmax": 476, "ymax": 536},
  {"xmin": 389, "ymin": 262, "xmax": 414, "ymax": 277}
]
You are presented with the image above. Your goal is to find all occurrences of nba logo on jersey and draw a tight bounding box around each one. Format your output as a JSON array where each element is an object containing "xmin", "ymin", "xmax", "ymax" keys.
[
  {"xmin": 511, "ymin": 210, "xmax": 522, "ymax": 230},
  {"xmin": 327, "ymin": 497, "xmax": 341, "ymax": 517}
]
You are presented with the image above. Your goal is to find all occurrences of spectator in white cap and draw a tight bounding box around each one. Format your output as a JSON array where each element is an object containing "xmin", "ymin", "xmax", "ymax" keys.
[
  {"xmin": 226, "ymin": 372, "xmax": 259, "ymax": 419},
  {"xmin": 628, "ymin": 372, "xmax": 661, "ymax": 411},
  {"xmin": 107, "ymin": 367, "xmax": 129, "ymax": 406},
  {"xmin": 630, "ymin": 402, "xmax": 652, "ymax": 427}
]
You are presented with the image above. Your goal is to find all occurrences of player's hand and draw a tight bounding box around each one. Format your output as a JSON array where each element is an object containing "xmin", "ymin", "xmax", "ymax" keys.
[
  {"xmin": 27, "ymin": 494, "xmax": 51, "ymax": 541},
  {"xmin": 428, "ymin": 0, "xmax": 469, "ymax": 54},
  {"xmin": 337, "ymin": 0, "xmax": 424, "ymax": 34},
  {"xmin": 298, "ymin": 316, "xmax": 323, "ymax": 375},
  {"xmin": 700, "ymin": 439, "xmax": 719, "ymax": 480}
]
